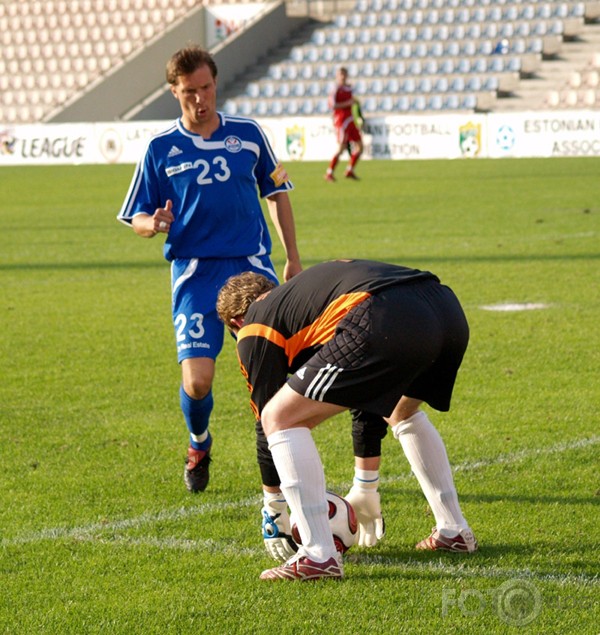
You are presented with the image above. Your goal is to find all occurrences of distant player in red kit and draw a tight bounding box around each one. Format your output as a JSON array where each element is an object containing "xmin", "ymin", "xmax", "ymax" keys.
[{"xmin": 325, "ymin": 66, "xmax": 364, "ymax": 182}]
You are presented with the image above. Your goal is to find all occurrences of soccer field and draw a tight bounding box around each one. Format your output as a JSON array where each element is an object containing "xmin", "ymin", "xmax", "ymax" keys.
[{"xmin": 1, "ymin": 158, "xmax": 599, "ymax": 634}]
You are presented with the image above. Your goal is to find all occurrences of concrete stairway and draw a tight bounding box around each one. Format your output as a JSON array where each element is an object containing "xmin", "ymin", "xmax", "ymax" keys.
[{"xmin": 494, "ymin": 16, "xmax": 600, "ymax": 111}]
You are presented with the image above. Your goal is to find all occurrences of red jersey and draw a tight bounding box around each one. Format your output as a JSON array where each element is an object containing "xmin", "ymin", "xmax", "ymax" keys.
[{"xmin": 329, "ymin": 83, "xmax": 354, "ymax": 129}]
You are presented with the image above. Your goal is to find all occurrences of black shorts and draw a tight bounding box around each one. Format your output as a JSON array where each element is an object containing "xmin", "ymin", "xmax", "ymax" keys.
[{"xmin": 286, "ymin": 280, "xmax": 469, "ymax": 416}]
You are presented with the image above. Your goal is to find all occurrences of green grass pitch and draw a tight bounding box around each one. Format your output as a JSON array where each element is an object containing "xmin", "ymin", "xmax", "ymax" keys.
[{"xmin": 1, "ymin": 158, "xmax": 599, "ymax": 634}]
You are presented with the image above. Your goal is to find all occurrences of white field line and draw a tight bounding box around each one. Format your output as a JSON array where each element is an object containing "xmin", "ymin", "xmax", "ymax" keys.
[
  {"xmin": 3, "ymin": 435, "xmax": 599, "ymax": 588},
  {"xmin": 348, "ymin": 555, "xmax": 600, "ymax": 587},
  {"xmin": 382, "ymin": 434, "xmax": 600, "ymax": 484}
]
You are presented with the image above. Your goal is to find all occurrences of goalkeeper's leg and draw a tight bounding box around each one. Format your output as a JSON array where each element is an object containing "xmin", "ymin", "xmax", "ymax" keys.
[
  {"xmin": 267, "ymin": 428, "xmax": 337, "ymax": 563},
  {"xmin": 391, "ymin": 409, "xmax": 469, "ymax": 533}
]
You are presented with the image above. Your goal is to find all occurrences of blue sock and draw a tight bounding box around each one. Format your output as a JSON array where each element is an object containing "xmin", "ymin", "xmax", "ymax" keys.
[{"xmin": 180, "ymin": 385, "xmax": 213, "ymax": 451}]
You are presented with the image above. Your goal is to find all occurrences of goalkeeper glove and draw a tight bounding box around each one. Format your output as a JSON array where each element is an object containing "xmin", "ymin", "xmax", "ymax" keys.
[
  {"xmin": 261, "ymin": 501, "xmax": 298, "ymax": 562},
  {"xmin": 345, "ymin": 485, "xmax": 386, "ymax": 547}
]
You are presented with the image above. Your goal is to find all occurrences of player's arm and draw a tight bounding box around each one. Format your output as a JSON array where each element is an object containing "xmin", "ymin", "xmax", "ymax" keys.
[
  {"xmin": 265, "ymin": 192, "xmax": 302, "ymax": 281},
  {"xmin": 118, "ymin": 147, "xmax": 172, "ymax": 236}
]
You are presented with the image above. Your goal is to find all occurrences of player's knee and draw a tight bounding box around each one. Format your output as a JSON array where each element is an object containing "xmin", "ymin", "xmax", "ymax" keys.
[
  {"xmin": 261, "ymin": 404, "xmax": 278, "ymax": 438},
  {"xmin": 182, "ymin": 376, "xmax": 212, "ymax": 400}
]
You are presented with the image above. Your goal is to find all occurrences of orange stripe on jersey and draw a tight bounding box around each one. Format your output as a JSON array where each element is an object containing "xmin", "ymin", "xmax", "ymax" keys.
[
  {"xmin": 237, "ymin": 291, "xmax": 371, "ymax": 365},
  {"xmin": 237, "ymin": 324, "xmax": 287, "ymax": 348}
]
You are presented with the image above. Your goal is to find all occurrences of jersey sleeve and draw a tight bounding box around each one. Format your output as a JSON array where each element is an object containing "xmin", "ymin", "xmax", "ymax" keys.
[
  {"xmin": 117, "ymin": 143, "xmax": 163, "ymax": 225},
  {"xmin": 251, "ymin": 124, "xmax": 294, "ymax": 199}
]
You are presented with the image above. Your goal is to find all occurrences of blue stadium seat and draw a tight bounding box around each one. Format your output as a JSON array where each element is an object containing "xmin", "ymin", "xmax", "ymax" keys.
[
  {"xmin": 515, "ymin": 22, "xmax": 531, "ymax": 37},
  {"xmin": 537, "ymin": 3, "xmax": 552, "ymax": 20},
  {"xmin": 466, "ymin": 76, "xmax": 482, "ymax": 91},
  {"xmin": 483, "ymin": 76, "xmax": 499, "ymax": 91},
  {"xmin": 268, "ymin": 65, "xmax": 283, "ymax": 81},
  {"xmin": 398, "ymin": 43, "xmax": 412, "ymax": 58},
  {"xmin": 411, "ymin": 95, "xmax": 427, "ymax": 110},
  {"xmin": 300, "ymin": 100, "xmax": 314, "ymax": 115},
  {"xmin": 312, "ymin": 30, "xmax": 326, "ymax": 46},
  {"xmin": 246, "ymin": 83, "xmax": 260, "ymax": 98},
  {"xmin": 315, "ymin": 99, "xmax": 329, "ymax": 114},
  {"xmin": 278, "ymin": 83, "xmax": 290, "ymax": 98},
  {"xmin": 418, "ymin": 77, "xmax": 433, "ymax": 92},
  {"xmin": 391, "ymin": 60, "xmax": 407, "ymax": 74},
  {"xmin": 370, "ymin": 78, "xmax": 385, "ymax": 93},
  {"xmin": 434, "ymin": 76, "xmax": 449, "ymax": 92},
  {"xmin": 376, "ymin": 60, "xmax": 391, "ymax": 75},
  {"xmin": 450, "ymin": 76, "xmax": 466, "ymax": 91},
  {"xmin": 428, "ymin": 94, "xmax": 444, "ymax": 110},
  {"xmin": 362, "ymin": 96, "xmax": 377, "ymax": 112},
  {"xmin": 396, "ymin": 95, "xmax": 410, "ymax": 111},
  {"xmin": 335, "ymin": 46, "xmax": 350, "ymax": 62},
  {"xmin": 386, "ymin": 77, "xmax": 400, "ymax": 92},
  {"xmin": 268, "ymin": 100, "xmax": 283, "ymax": 116},
  {"xmin": 462, "ymin": 94, "xmax": 477, "ymax": 109},
  {"xmin": 255, "ymin": 101, "xmax": 268, "ymax": 117},
  {"xmin": 262, "ymin": 82, "xmax": 276, "ymax": 98},
  {"xmin": 457, "ymin": 57, "xmax": 471, "ymax": 73},
  {"xmin": 389, "ymin": 26, "xmax": 403, "ymax": 42},
  {"xmin": 403, "ymin": 77, "xmax": 417, "ymax": 93},
  {"xmin": 423, "ymin": 59, "xmax": 438, "ymax": 74},
  {"xmin": 439, "ymin": 58, "xmax": 455, "ymax": 74},
  {"xmin": 444, "ymin": 94, "xmax": 460, "ymax": 109},
  {"xmin": 379, "ymin": 95, "xmax": 394, "ymax": 111},
  {"xmin": 223, "ymin": 100, "xmax": 237, "ymax": 116},
  {"xmin": 408, "ymin": 59, "xmax": 423, "ymax": 74}
]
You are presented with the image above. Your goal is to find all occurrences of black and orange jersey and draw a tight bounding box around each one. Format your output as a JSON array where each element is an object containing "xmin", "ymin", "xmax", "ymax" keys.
[{"xmin": 236, "ymin": 259, "xmax": 438, "ymax": 418}]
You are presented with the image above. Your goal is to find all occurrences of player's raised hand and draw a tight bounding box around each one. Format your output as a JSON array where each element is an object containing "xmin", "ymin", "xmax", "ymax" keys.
[{"xmin": 154, "ymin": 199, "xmax": 174, "ymax": 233}]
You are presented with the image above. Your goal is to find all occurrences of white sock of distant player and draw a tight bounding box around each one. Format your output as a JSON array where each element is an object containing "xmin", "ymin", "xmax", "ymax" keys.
[
  {"xmin": 392, "ymin": 410, "xmax": 468, "ymax": 535},
  {"xmin": 268, "ymin": 428, "xmax": 337, "ymax": 562}
]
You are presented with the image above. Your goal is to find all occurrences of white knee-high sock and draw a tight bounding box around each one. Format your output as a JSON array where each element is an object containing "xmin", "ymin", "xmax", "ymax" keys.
[
  {"xmin": 268, "ymin": 428, "xmax": 337, "ymax": 562},
  {"xmin": 392, "ymin": 411, "xmax": 468, "ymax": 534}
]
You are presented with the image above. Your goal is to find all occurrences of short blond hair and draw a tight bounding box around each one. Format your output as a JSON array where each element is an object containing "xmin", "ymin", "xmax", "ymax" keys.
[{"xmin": 216, "ymin": 272, "xmax": 276, "ymax": 326}]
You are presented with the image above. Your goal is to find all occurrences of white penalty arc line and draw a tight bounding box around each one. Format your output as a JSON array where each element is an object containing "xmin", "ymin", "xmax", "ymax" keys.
[{"xmin": 3, "ymin": 435, "xmax": 599, "ymax": 554}]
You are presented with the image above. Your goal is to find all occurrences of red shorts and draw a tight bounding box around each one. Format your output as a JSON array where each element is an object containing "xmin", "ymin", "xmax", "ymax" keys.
[{"xmin": 336, "ymin": 120, "xmax": 362, "ymax": 145}]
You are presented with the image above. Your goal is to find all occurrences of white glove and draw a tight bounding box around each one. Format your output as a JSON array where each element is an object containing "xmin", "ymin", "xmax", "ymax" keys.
[
  {"xmin": 261, "ymin": 505, "xmax": 298, "ymax": 562},
  {"xmin": 345, "ymin": 485, "xmax": 385, "ymax": 547}
]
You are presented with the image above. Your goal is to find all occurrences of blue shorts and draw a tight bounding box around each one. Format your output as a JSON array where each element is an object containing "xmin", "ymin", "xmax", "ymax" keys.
[{"xmin": 171, "ymin": 255, "xmax": 278, "ymax": 363}]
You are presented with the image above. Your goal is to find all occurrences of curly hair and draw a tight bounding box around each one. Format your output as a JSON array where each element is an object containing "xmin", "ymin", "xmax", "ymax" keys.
[
  {"xmin": 166, "ymin": 45, "xmax": 218, "ymax": 85},
  {"xmin": 216, "ymin": 272, "xmax": 276, "ymax": 327}
]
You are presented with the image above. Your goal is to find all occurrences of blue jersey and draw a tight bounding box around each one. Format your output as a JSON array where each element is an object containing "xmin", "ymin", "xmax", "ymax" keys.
[{"xmin": 117, "ymin": 114, "xmax": 293, "ymax": 262}]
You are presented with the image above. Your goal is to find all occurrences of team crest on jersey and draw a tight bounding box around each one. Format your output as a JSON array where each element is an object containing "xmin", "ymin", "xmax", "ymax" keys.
[
  {"xmin": 224, "ymin": 136, "xmax": 243, "ymax": 153},
  {"xmin": 286, "ymin": 125, "xmax": 305, "ymax": 160},
  {"xmin": 459, "ymin": 121, "xmax": 481, "ymax": 157}
]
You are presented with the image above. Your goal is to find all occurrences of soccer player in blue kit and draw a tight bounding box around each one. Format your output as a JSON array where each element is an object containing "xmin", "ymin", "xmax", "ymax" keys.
[{"xmin": 117, "ymin": 46, "xmax": 302, "ymax": 493}]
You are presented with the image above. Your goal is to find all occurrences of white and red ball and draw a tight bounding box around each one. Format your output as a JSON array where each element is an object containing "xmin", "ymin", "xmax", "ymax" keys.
[{"xmin": 291, "ymin": 491, "xmax": 358, "ymax": 553}]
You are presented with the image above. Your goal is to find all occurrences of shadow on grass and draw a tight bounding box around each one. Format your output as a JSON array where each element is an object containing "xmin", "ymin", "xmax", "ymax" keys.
[{"xmin": 2, "ymin": 251, "xmax": 600, "ymax": 273}]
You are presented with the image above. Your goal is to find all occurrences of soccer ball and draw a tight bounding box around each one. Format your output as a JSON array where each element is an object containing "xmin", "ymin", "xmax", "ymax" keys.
[{"xmin": 291, "ymin": 491, "xmax": 358, "ymax": 554}]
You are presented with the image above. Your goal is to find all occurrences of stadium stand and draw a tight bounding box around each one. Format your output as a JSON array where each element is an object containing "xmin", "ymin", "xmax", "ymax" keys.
[{"xmin": 1, "ymin": 0, "xmax": 600, "ymax": 124}]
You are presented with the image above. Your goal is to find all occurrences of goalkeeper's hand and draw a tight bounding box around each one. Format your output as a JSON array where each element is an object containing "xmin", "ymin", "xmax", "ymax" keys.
[
  {"xmin": 345, "ymin": 485, "xmax": 386, "ymax": 547},
  {"xmin": 261, "ymin": 506, "xmax": 298, "ymax": 562}
]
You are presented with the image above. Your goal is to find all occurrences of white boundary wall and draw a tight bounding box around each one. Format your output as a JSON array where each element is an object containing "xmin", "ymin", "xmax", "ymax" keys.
[{"xmin": 2, "ymin": 111, "xmax": 600, "ymax": 166}]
